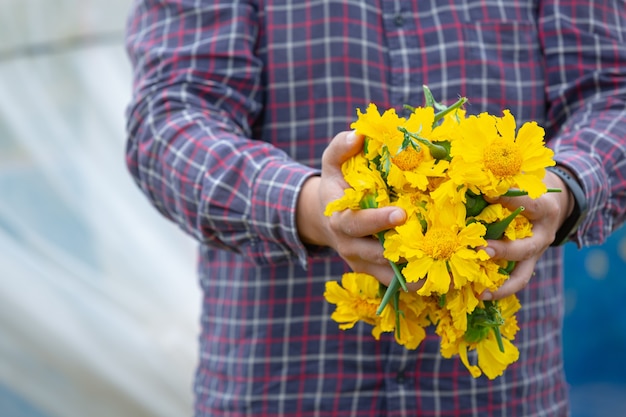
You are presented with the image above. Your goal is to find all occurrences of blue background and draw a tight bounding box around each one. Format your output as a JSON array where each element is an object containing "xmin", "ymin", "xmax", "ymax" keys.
[{"xmin": 563, "ymin": 226, "xmax": 626, "ymax": 416}]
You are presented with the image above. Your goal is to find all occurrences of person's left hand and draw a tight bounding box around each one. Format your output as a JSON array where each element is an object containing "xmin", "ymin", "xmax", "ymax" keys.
[{"xmin": 479, "ymin": 169, "xmax": 575, "ymax": 300}]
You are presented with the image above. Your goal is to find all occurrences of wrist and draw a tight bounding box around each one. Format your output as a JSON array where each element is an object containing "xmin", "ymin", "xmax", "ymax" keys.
[
  {"xmin": 296, "ymin": 175, "xmax": 329, "ymax": 247},
  {"xmin": 546, "ymin": 165, "xmax": 588, "ymax": 246}
]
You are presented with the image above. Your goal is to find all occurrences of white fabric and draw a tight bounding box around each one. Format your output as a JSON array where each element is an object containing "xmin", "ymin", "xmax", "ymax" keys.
[{"xmin": 0, "ymin": 1, "xmax": 199, "ymax": 416}]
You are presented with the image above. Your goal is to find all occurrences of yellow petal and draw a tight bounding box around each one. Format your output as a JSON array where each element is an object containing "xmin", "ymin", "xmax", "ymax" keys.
[
  {"xmin": 476, "ymin": 333, "xmax": 520, "ymax": 379},
  {"xmin": 458, "ymin": 341, "xmax": 482, "ymax": 378},
  {"xmin": 417, "ymin": 259, "xmax": 450, "ymax": 295},
  {"xmin": 403, "ymin": 256, "xmax": 433, "ymax": 283}
]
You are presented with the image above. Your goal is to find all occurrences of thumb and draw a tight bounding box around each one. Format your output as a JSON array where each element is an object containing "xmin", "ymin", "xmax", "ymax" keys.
[{"xmin": 322, "ymin": 131, "xmax": 364, "ymax": 174}]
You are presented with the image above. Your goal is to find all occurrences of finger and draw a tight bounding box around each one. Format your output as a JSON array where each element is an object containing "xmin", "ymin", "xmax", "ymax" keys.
[
  {"xmin": 482, "ymin": 258, "xmax": 536, "ymax": 300},
  {"xmin": 364, "ymin": 264, "xmax": 397, "ymax": 287},
  {"xmin": 338, "ymin": 236, "xmax": 390, "ymax": 266},
  {"xmin": 331, "ymin": 205, "xmax": 406, "ymax": 238},
  {"xmin": 321, "ymin": 131, "xmax": 364, "ymax": 176},
  {"xmin": 483, "ymin": 237, "xmax": 540, "ymax": 262}
]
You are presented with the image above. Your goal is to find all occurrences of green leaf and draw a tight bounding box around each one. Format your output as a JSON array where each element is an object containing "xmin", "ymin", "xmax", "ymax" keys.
[
  {"xmin": 483, "ymin": 206, "xmax": 525, "ymax": 240},
  {"xmin": 497, "ymin": 260, "xmax": 516, "ymax": 275},
  {"xmin": 422, "ymin": 85, "xmax": 449, "ymax": 112},
  {"xmin": 379, "ymin": 146, "xmax": 392, "ymax": 178},
  {"xmin": 423, "ymin": 85, "xmax": 436, "ymax": 108},
  {"xmin": 464, "ymin": 301, "xmax": 506, "ymax": 351},
  {"xmin": 465, "ymin": 191, "xmax": 489, "ymax": 217}
]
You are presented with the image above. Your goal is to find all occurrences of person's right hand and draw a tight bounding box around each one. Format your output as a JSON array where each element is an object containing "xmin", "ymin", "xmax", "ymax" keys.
[{"xmin": 296, "ymin": 130, "xmax": 408, "ymax": 286}]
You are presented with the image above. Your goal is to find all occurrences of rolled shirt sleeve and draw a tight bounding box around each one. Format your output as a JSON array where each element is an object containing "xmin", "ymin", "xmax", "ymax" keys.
[
  {"xmin": 125, "ymin": 1, "xmax": 316, "ymax": 266},
  {"xmin": 540, "ymin": 0, "xmax": 626, "ymax": 246}
]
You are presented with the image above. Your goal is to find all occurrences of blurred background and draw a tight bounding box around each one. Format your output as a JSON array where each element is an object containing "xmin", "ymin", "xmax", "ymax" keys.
[{"xmin": 0, "ymin": 1, "xmax": 624, "ymax": 416}]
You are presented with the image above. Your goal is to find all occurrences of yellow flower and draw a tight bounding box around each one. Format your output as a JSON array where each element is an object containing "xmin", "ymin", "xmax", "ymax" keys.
[
  {"xmin": 324, "ymin": 272, "xmax": 382, "ymax": 331},
  {"xmin": 387, "ymin": 148, "xmax": 449, "ymax": 192},
  {"xmin": 476, "ymin": 332, "xmax": 520, "ymax": 379},
  {"xmin": 383, "ymin": 201, "xmax": 489, "ymax": 296},
  {"xmin": 390, "ymin": 191, "xmax": 429, "ymax": 221},
  {"xmin": 429, "ymin": 177, "xmax": 468, "ymax": 207},
  {"xmin": 458, "ymin": 340, "xmax": 482, "ymax": 378},
  {"xmin": 435, "ymin": 308, "xmax": 465, "ymax": 358},
  {"xmin": 351, "ymin": 103, "xmax": 405, "ymax": 160},
  {"xmin": 474, "ymin": 258, "xmax": 509, "ymax": 294},
  {"xmin": 325, "ymin": 272, "xmax": 431, "ymax": 349},
  {"xmin": 449, "ymin": 110, "xmax": 555, "ymax": 198},
  {"xmin": 430, "ymin": 107, "xmax": 466, "ymax": 144},
  {"xmin": 498, "ymin": 295, "xmax": 522, "ymax": 340},
  {"xmin": 387, "ymin": 107, "xmax": 450, "ymax": 191},
  {"xmin": 324, "ymin": 152, "xmax": 389, "ymax": 216},
  {"xmin": 459, "ymin": 296, "xmax": 521, "ymax": 379},
  {"xmin": 446, "ymin": 285, "xmax": 480, "ymax": 332},
  {"xmin": 380, "ymin": 291, "xmax": 430, "ymax": 350},
  {"xmin": 458, "ymin": 334, "xmax": 519, "ymax": 380},
  {"xmin": 323, "ymin": 91, "xmax": 546, "ymax": 378}
]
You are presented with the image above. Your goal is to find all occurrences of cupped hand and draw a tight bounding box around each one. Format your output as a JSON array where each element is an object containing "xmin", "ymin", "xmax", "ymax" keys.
[
  {"xmin": 480, "ymin": 170, "xmax": 574, "ymax": 300},
  {"xmin": 297, "ymin": 130, "xmax": 408, "ymax": 287}
]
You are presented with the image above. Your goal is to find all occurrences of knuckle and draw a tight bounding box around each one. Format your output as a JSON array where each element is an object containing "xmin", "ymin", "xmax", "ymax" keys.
[
  {"xmin": 547, "ymin": 204, "xmax": 562, "ymax": 222},
  {"xmin": 335, "ymin": 241, "xmax": 356, "ymax": 259},
  {"xmin": 321, "ymin": 146, "xmax": 333, "ymax": 167},
  {"xmin": 328, "ymin": 213, "xmax": 345, "ymax": 233},
  {"xmin": 522, "ymin": 240, "xmax": 539, "ymax": 260}
]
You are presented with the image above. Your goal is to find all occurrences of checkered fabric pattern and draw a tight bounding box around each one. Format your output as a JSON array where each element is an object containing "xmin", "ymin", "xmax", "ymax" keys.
[{"xmin": 125, "ymin": 1, "xmax": 626, "ymax": 416}]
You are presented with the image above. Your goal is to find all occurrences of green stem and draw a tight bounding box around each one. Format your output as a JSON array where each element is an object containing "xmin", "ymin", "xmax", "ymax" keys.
[
  {"xmin": 502, "ymin": 188, "xmax": 561, "ymax": 197},
  {"xmin": 484, "ymin": 300, "xmax": 505, "ymax": 352},
  {"xmin": 376, "ymin": 232, "xmax": 408, "ymax": 292},
  {"xmin": 397, "ymin": 127, "xmax": 449, "ymax": 160},
  {"xmin": 492, "ymin": 326, "xmax": 505, "ymax": 353},
  {"xmin": 376, "ymin": 271, "xmax": 401, "ymax": 316},
  {"xmin": 433, "ymin": 96, "xmax": 468, "ymax": 123},
  {"xmin": 393, "ymin": 287, "xmax": 402, "ymax": 340}
]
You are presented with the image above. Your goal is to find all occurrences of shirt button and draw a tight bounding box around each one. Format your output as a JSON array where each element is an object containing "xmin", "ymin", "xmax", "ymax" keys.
[
  {"xmin": 396, "ymin": 370, "xmax": 406, "ymax": 384},
  {"xmin": 394, "ymin": 13, "xmax": 404, "ymax": 27}
]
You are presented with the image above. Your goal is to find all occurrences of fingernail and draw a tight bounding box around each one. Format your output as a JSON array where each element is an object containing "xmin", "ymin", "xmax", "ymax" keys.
[
  {"xmin": 389, "ymin": 209, "xmax": 406, "ymax": 225},
  {"xmin": 484, "ymin": 247, "xmax": 496, "ymax": 258},
  {"xmin": 481, "ymin": 291, "xmax": 493, "ymax": 301}
]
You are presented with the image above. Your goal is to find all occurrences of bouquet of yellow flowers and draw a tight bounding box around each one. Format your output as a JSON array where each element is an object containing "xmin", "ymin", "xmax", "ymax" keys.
[{"xmin": 323, "ymin": 86, "xmax": 557, "ymax": 379}]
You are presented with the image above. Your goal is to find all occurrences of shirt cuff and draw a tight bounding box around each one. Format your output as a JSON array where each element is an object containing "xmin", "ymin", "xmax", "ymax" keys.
[
  {"xmin": 249, "ymin": 159, "xmax": 326, "ymax": 269},
  {"xmin": 553, "ymin": 150, "xmax": 609, "ymax": 247}
]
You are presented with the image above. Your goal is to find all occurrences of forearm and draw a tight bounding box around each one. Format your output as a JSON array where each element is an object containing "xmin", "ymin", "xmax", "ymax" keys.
[
  {"xmin": 125, "ymin": 0, "xmax": 319, "ymax": 265},
  {"xmin": 549, "ymin": 105, "xmax": 626, "ymax": 246},
  {"xmin": 541, "ymin": 0, "xmax": 626, "ymax": 246},
  {"xmin": 126, "ymin": 101, "xmax": 317, "ymax": 265}
]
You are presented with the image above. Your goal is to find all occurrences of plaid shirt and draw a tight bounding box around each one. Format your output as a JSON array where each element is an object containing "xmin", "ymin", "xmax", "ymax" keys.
[{"xmin": 125, "ymin": 1, "xmax": 626, "ymax": 416}]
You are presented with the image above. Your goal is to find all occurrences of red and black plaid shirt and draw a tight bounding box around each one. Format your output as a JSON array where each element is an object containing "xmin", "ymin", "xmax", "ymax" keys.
[{"xmin": 125, "ymin": 1, "xmax": 626, "ymax": 415}]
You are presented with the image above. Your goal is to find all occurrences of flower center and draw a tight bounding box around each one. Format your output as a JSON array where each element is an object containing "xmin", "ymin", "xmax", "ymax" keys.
[
  {"xmin": 353, "ymin": 297, "xmax": 378, "ymax": 323},
  {"xmin": 422, "ymin": 227, "xmax": 458, "ymax": 260},
  {"xmin": 392, "ymin": 147, "xmax": 424, "ymax": 171},
  {"xmin": 483, "ymin": 141, "xmax": 523, "ymax": 178}
]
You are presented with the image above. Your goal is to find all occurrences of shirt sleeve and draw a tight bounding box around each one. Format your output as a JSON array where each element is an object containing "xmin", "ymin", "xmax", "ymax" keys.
[
  {"xmin": 539, "ymin": 0, "xmax": 626, "ymax": 247},
  {"xmin": 124, "ymin": 0, "xmax": 316, "ymax": 267}
]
